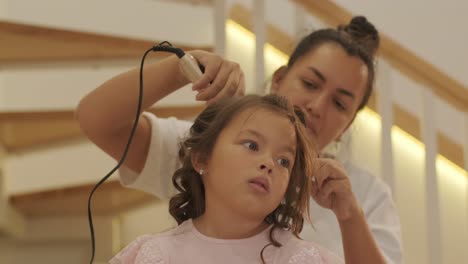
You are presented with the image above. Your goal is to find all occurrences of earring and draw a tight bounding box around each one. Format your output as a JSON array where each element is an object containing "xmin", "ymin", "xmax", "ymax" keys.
[{"xmin": 199, "ymin": 169, "xmax": 204, "ymax": 175}]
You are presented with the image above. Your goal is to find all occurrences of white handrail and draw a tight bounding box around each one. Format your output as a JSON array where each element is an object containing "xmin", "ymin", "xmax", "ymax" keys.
[
  {"xmin": 294, "ymin": 4, "xmax": 307, "ymax": 39},
  {"xmin": 464, "ymin": 116, "xmax": 468, "ymax": 232},
  {"xmin": 214, "ymin": 0, "xmax": 226, "ymax": 56},
  {"xmin": 377, "ymin": 60, "xmax": 396, "ymax": 194},
  {"xmin": 253, "ymin": 0, "xmax": 265, "ymax": 94},
  {"xmin": 421, "ymin": 89, "xmax": 442, "ymax": 264}
]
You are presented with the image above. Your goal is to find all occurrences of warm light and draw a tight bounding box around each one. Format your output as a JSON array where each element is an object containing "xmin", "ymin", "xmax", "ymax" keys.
[
  {"xmin": 356, "ymin": 108, "xmax": 384, "ymax": 135},
  {"xmin": 437, "ymin": 155, "xmax": 468, "ymax": 192},
  {"xmin": 226, "ymin": 20, "xmax": 255, "ymax": 40},
  {"xmin": 264, "ymin": 42, "xmax": 289, "ymax": 69},
  {"xmin": 226, "ymin": 20, "xmax": 255, "ymax": 51},
  {"xmin": 392, "ymin": 123, "xmax": 426, "ymax": 159},
  {"xmin": 226, "ymin": 20, "xmax": 288, "ymax": 75},
  {"xmin": 358, "ymin": 107, "xmax": 467, "ymax": 182}
]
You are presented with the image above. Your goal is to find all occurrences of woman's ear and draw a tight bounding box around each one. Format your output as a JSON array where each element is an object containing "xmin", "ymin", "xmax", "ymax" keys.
[{"xmin": 271, "ymin": 66, "xmax": 288, "ymax": 93}]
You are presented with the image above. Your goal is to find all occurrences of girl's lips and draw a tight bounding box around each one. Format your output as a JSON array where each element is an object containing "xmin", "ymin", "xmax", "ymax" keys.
[{"xmin": 248, "ymin": 177, "xmax": 270, "ymax": 193}]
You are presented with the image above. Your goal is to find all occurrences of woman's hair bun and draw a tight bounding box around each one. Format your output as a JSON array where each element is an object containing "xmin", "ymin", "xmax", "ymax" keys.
[{"xmin": 338, "ymin": 16, "xmax": 380, "ymax": 56}]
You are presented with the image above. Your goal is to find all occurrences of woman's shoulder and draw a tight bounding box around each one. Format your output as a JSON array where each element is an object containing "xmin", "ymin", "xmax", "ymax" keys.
[
  {"xmin": 143, "ymin": 111, "xmax": 194, "ymax": 130},
  {"xmin": 343, "ymin": 161, "xmax": 396, "ymax": 215},
  {"xmin": 344, "ymin": 161, "xmax": 391, "ymax": 194}
]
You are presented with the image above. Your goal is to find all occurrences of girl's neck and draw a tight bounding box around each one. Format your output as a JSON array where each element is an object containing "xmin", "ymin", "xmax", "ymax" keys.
[{"xmin": 192, "ymin": 205, "xmax": 269, "ymax": 240}]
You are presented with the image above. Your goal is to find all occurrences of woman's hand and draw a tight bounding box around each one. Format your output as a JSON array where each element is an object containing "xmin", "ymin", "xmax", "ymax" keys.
[
  {"xmin": 188, "ymin": 50, "xmax": 245, "ymax": 104},
  {"xmin": 311, "ymin": 158, "xmax": 361, "ymax": 221},
  {"xmin": 311, "ymin": 158, "xmax": 387, "ymax": 263}
]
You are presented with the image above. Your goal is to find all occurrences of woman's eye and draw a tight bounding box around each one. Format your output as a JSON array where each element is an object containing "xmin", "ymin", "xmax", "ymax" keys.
[
  {"xmin": 242, "ymin": 141, "xmax": 258, "ymax": 151},
  {"xmin": 277, "ymin": 158, "xmax": 291, "ymax": 168},
  {"xmin": 334, "ymin": 99, "xmax": 346, "ymax": 111},
  {"xmin": 302, "ymin": 80, "xmax": 318, "ymax": 90}
]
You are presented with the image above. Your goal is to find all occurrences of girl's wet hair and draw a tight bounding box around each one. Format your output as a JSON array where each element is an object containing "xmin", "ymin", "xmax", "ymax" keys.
[
  {"xmin": 169, "ymin": 94, "xmax": 316, "ymax": 263},
  {"xmin": 289, "ymin": 16, "xmax": 380, "ymax": 111}
]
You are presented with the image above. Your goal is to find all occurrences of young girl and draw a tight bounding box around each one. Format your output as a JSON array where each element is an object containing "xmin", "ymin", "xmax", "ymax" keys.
[{"xmin": 109, "ymin": 95, "xmax": 342, "ymax": 263}]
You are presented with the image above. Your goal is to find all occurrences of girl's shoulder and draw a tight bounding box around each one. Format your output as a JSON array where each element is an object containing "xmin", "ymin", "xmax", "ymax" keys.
[
  {"xmin": 109, "ymin": 234, "xmax": 167, "ymax": 264},
  {"xmin": 109, "ymin": 221, "xmax": 193, "ymax": 264},
  {"xmin": 275, "ymin": 232, "xmax": 344, "ymax": 264}
]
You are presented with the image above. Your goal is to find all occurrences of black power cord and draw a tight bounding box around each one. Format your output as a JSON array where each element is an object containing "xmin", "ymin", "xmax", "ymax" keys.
[{"xmin": 87, "ymin": 41, "xmax": 189, "ymax": 263}]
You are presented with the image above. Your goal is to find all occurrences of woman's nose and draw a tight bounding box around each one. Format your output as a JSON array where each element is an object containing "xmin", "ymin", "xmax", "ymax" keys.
[{"xmin": 306, "ymin": 94, "xmax": 327, "ymax": 119}]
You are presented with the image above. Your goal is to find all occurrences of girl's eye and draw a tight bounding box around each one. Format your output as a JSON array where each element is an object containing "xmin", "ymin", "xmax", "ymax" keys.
[
  {"xmin": 242, "ymin": 141, "xmax": 258, "ymax": 151},
  {"xmin": 277, "ymin": 158, "xmax": 291, "ymax": 169}
]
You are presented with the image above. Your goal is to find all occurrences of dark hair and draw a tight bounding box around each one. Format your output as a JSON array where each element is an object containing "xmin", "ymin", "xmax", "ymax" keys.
[
  {"xmin": 288, "ymin": 16, "xmax": 380, "ymax": 111},
  {"xmin": 169, "ymin": 94, "xmax": 316, "ymax": 263}
]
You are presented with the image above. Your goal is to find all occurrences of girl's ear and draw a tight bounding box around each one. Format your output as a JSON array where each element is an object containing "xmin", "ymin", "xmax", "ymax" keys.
[{"xmin": 191, "ymin": 152, "xmax": 206, "ymax": 174}]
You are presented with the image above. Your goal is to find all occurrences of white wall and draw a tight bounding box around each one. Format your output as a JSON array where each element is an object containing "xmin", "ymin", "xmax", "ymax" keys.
[
  {"xmin": 1, "ymin": 0, "xmax": 213, "ymax": 46},
  {"xmin": 333, "ymin": 0, "xmax": 468, "ymax": 87}
]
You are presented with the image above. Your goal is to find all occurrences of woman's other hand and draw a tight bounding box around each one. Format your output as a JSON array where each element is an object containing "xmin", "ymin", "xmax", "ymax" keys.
[{"xmin": 311, "ymin": 158, "xmax": 361, "ymax": 221}]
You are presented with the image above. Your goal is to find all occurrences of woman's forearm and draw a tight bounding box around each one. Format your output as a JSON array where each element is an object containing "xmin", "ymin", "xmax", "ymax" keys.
[
  {"xmin": 339, "ymin": 206, "xmax": 386, "ymax": 264},
  {"xmin": 76, "ymin": 54, "xmax": 189, "ymax": 133}
]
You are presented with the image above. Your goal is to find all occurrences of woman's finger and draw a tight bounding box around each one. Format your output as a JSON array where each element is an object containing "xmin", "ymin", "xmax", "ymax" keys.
[
  {"xmin": 235, "ymin": 72, "xmax": 246, "ymax": 96},
  {"xmin": 319, "ymin": 179, "xmax": 348, "ymax": 199},
  {"xmin": 190, "ymin": 52, "xmax": 222, "ymax": 91},
  {"xmin": 206, "ymin": 66, "xmax": 242, "ymax": 104},
  {"xmin": 196, "ymin": 62, "xmax": 232, "ymax": 100},
  {"xmin": 313, "ymin": 158, "xmax": 347, "ymax": 190}
]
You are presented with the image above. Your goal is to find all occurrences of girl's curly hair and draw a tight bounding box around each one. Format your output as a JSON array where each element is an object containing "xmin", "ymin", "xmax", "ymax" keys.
[{"xmin": 169, "ymin": 94, "xmax": 317, "ymax": 262}]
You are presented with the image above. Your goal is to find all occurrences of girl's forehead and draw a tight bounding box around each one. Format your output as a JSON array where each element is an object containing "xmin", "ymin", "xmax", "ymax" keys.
[
  {"xmin": 231, "ymin": 107, "xmax": 285, "ymax": 127},
  {"xmin": 227, "ymin": 108, "xmax": 297, "ymax": 140}
]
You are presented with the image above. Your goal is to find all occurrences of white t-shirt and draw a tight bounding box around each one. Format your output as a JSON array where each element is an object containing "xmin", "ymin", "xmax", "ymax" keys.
[
  {"xmin": 119, "ymin": 112, "xmax": 403, "ymax": 263},
  {"xmin": 110, "ymin": 219, "xmax": 343, "ymax": 264}
]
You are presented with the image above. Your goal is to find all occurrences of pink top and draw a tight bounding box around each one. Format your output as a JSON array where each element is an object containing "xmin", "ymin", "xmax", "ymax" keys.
[{"xmin": 110, "ymin": 220, "xmax": 343, "ymax": 264}]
